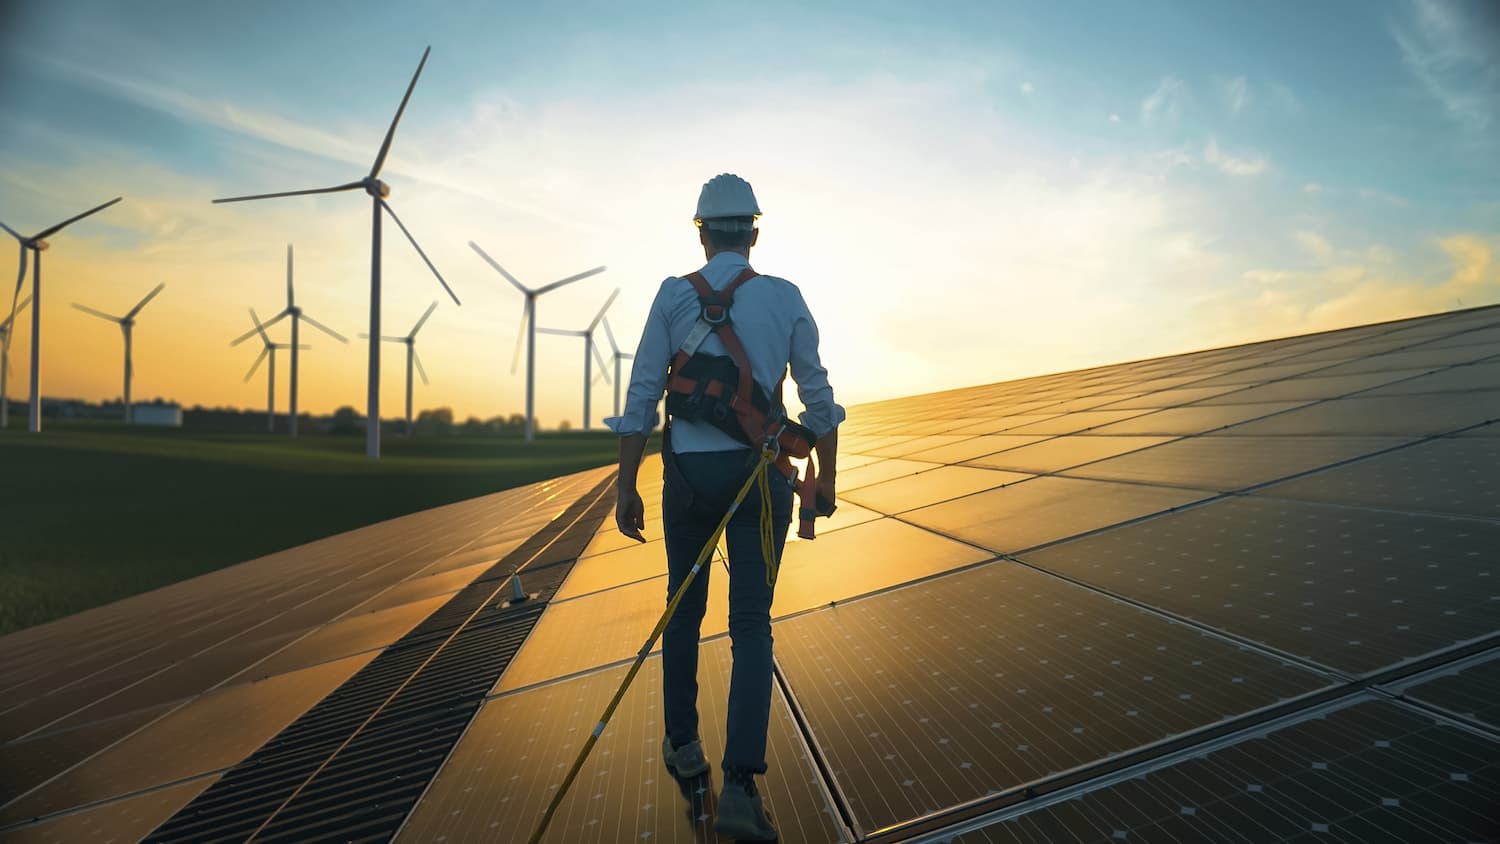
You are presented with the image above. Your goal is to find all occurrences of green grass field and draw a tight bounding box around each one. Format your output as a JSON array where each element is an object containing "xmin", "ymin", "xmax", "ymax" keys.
[{"xmin": 0, "ymin": 422, "xmax": 628, "ymax": 636}]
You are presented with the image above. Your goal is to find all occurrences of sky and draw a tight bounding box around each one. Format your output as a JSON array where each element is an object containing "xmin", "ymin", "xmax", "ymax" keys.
[{"xmin": 1, "ymin": 0, "xmax": 1498, "ymax": 428}]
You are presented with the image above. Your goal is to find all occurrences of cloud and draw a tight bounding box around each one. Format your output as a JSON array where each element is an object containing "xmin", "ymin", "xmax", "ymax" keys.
[
  {"xmin": 1303, "ymin": 182, "xmax": 1325, "ymax": 195},
  {"xmin": 1020, "ymin": 81, "xmax": 1034, "ymax": 95},
  {"xmin": 1218, "ymin": 75, "xmax": 1252, "ymax": 114},
  {"xmin": 1197, "ymin": 234, "xmax": 1500, "ymax": 338},
  {"xmin": 1294, "ymin": 230, "xmax": 1334, "ymax": 260},
  {"xmin": 1391, "ymin": 0, "xmax": 1500, "ymax": 129},
  {"xmin": 1109, "ymin": 113, "xmax": 1121, "ymax": 123},
  {"xmin": 1203, "ymin": 138, "xmax": 1268, "ymax": 176},
  {"xmin": 1140, "ymin": 77, "xmax": 1188, "ymax": 126}
]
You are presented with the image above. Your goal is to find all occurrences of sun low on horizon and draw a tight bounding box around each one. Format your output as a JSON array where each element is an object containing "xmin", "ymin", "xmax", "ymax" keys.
[{"xmin": 1, "ymin": 0, "xmax": 1497, "ymax": 429}]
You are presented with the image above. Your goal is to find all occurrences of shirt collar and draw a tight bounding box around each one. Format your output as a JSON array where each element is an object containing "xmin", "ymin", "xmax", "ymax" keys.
[{"xmin": 702, "ymin": 251, "xmax": 750, "ymax": 273}]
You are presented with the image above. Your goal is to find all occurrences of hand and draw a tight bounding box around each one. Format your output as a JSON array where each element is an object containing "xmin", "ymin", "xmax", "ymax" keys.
[
  {"xmin": 815, "ymin": 474, "xmax": 837, "ymax": 516},
  {"xmin": 616, "ymin": 488, "xmax": 647, "ymax": 543}
]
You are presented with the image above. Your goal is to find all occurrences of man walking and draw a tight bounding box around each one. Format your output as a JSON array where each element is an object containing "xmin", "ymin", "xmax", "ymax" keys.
[{"xmin": 605, "ymin": 173, "xmax": 843, "ymax": 840}]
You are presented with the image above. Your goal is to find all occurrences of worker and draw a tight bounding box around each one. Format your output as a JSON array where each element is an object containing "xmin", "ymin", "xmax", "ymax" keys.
[{"xmin": 605, "ymin": 173, "xmax": 844, "ymax": 840}]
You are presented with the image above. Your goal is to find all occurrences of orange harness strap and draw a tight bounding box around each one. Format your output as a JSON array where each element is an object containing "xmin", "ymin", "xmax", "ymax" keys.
[{"xmin": 667, "ymin": 268, "xmax": 820, "ymax": 539}]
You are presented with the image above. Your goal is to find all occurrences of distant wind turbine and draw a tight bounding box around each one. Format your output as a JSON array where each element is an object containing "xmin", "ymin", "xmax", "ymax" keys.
[
  {"xmin": 71, "ymin": 283, "xmax": 166, "ymax": 425},
  {"xmin": 599, "ymin": 316, "xmax": 634, "ymax": 417},
  {"xmin": 228, "ymin": 245, "xmax": 347, "ymax": 437},
  {"xmin": 361, "ymin": 301, "xmax": 437, "ymax": 437},
  {"xmin": 0, "ymin": 295, "xmax": 31, "ymax": 428},
  {"xmin": 536, "ymin": 288, "xmax": 620, "ymax": 431},
  {"xmin": 469, "ymin": 241, "xmax": 605, "ymax": 441},
  {"xmin": 212, "ymin": 46, "xmax": 457, "ymax": 458},
  {"xmin": 239, "ymin": 309, "xmax": 309, "ymax": 434},
  {"xmin": 1, "ymin": 196, "xmax": 123, "ymax": 432}
]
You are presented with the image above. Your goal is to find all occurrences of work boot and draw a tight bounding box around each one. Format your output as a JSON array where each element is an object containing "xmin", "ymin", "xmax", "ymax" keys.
[
  {"xmin": 661, "ymin": 736, "xmax": 710, "ymax": 777},
  {"xmin": 715, "ymin": 780, "xmax": 777, "ymax": 841}
]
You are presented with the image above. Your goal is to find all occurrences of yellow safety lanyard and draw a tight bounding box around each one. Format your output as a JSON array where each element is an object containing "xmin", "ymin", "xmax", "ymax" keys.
[{"xmin": 526, "ymin": 443, "xmax": 779, "ymax": 844}]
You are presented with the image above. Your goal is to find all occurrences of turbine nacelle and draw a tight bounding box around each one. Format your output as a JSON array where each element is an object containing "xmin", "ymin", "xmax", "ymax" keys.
[
  {"xmin": 32, "ymin": 240, "xmax": 49, "ymax": 252},
  {"xmin": 363, "ymin": 178, "xmax": 391, "ymax": 199}
]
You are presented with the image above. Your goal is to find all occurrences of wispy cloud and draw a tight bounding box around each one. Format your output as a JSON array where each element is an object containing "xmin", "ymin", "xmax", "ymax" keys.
[
  {"xmin": 1391, "ymin": 0, "xmax": 1500, "ymax": 129},
  {"xmin": 1020, "ymin": 81, "xmax": 1034, "ymax": 95},
  {"xmin": 1303, "ymin": 182, "xmax": 1325, "ymax": 195},
  {"xmin": 1140, "ymin": 77, "xmax": 1188, "ymax": 126},
  {"xmin": 1203, "ymin": 138, "xmax": 1268, "ymax": 176},
  {"xmin": 1294, "ymin": 230, "xmax": 1334, "ymax": 260},
  {"xmin": 1218, "ymin": 75, "xmax": 1251, "ymax": 114}
]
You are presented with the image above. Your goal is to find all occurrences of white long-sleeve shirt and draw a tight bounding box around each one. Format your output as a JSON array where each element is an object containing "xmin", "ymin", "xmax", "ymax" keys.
[{"xmin": 604, "ymin": 251, "xmax": 845, "ymax": 453}]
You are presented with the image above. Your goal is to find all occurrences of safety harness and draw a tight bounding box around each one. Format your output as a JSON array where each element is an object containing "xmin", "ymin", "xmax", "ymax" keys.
[{"xmin": 665, "ymin": 267, "xmax": 823, "ymax": 543}]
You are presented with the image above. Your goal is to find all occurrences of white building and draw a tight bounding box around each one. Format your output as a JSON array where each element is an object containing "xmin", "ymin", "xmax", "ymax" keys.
[{"xmin": 132, "ymin": 403, "xmax": 183, "ymax": 427}]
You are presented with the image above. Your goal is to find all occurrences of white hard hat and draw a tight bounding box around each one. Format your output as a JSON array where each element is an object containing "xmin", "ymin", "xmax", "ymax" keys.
[{"xmin": 694, "ymin": 173, "xmax": 761, "ymax": 231}]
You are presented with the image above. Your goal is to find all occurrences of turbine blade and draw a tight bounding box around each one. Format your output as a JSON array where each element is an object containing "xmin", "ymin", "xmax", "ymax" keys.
[
  {"xmin": 410, "ymin": 300, "xmax": 438, "ymax": 337},
  {"xmin": 469, "ymin": 241, "xmax": 531, "ymax": 294},
  {"xmin": 413, "ymin": 349, "xmax": 429, "ymax": 385},
  {"xmin": 370, "ymin": 46, "xmax": 431, "ymax": 178},
  {"xmin": 381, "ymin": 201, "xmax": 460, "ymax": 305},
  {"xmin": 380, "ymin": 335, "xmax": 407, "ymax": 342},
  {"xmin": 4, "ymin": 245, "xmax": 27, "ymax": 355},
  {"xmin": 510, "ymin": 303, "xmax": 527, "ymax": 375},
  {"xmin": 299, "ymin": 312, "xmax": 348, "ymax": 343},
  {"xmin": 592, "ymin": 340, "xmax": 611, "ymax": 383},
  {"xmin": 34, "ymin": 196, "xmax": 123, "ymax": 239},
  {"xmin": 536, "ymin": 265, "xmax": 605, "ymax": 295},
  {"xmin": 212, "ymin": 182, "xmax": 363, "ymax": 204},
  {"xmin": 72, "ymin": 302, "xmax": 121, "ymax": 323},
  {"xmin": 125, "ymin": 282, "xmax": 166, "ymax": 320},
  {"xmin": 245, "ymin": 347, "xmax": 269, "ymax": 381},
  {"xmin": 0, "ymin": 220, "xmax": 24, "ymax": 242},
  {"xmin": 286, "ymin": 243, "xmax": 294, "ymax": 308},
  {"xmin": 587, "ymin": 287, "xmax": 621, "ymax": 332},
  {"xmin": 601, "ymin": 315, "xmax": 620, "ymax": 354},
  {"xmin": 536, "ymin": 327, "xmax": 585, "ymax": 337}
]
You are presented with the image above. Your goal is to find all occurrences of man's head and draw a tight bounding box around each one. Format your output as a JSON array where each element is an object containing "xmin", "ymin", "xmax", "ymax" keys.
[{"xmin": 694, "ymin": 174, "xmax": 761, "ymax": 258}]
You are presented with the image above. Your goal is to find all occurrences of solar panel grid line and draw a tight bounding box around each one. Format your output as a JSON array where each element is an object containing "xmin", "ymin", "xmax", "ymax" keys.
[
  {"xmin": 142, "ymin": 475, "xmax": 616, "ymax": 842},
  {"xmin": 873, "ymin": 692, "xmax": 1401, "ymax": 843},
  {"xmin": 0, "ymin": 767, "xmax": 226, "ymax": 837},
  {"xmin": 770, "ymin": 657, "xmax": 864, "ymax": 841},
  {"xmin": 238, "ymin": 483, "xmax": 618, "ymax": 841}
]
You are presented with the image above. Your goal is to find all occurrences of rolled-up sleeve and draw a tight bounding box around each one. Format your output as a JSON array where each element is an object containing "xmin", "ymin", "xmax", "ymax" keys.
[
  {"xmin": 788, "ymin": 289, "xmax": 846, "ymax": 439},
  {"xmin": 604, "ymin": 280, "xmax": 674, "ymax": 437}
]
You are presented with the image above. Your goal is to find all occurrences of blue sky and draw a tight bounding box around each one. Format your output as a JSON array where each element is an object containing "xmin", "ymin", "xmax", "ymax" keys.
[{"xmin": 1, "ymin": 0, "xmax": 1497, "ymax": 422}]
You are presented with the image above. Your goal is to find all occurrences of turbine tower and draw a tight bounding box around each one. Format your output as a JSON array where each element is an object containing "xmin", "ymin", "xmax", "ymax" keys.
[
  {"xmin": 239, "ymin": 309, "xmax": 308, "ymax": 433},
  {"xmin": 536, "ymin": 288, "xmax": 620, "ymax": 431},
  {"xmin": 363, "ymin": 301, "xmax": 437, "ymax": 436},
  {"xmin": 600, "ymin": 316, "xmax": 634, "ymax": 417},
  {"xmin": 2, "ymin": 196, "xmax": 123, "ymax": 432},
  {"xmin": 0, "ymin": 295, "xmax": 30, "ymax": 429},
  {"xmin": 71, "ymin": 283, "xmax": 166, "ymax": 424},
  {"xmin": 228, "ymin": 245, "xmax": 347, "ymax": 436},
  {"xmin": 469, "ymin": 241, "xmax": 604, "ymax": 441},
  {"xmin": 212, "ymin": 47, "xmax": 457, "ymax": 458}
]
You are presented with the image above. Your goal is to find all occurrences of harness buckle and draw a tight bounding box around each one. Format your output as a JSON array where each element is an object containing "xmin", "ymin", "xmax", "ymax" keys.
[{"xmin": 698, "ymin": 296, "xmax": 731, "ymax": 325}]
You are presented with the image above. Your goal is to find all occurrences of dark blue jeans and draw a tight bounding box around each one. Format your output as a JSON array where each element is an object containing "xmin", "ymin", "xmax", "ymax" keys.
[{"xmin": 661, "ymin": 447, "xmax": 793, "ymax": 775}]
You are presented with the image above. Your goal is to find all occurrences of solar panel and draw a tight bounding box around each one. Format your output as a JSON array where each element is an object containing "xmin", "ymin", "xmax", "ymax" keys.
[
  {"xmin": 904, "ymin": 476, "xmax": 1212, "ymax": 555},
  {"xmin": 773, "ymin": 560, "xmax": 1332, "ymax": 835},
  {"xmin": 401, "ymin": 639, "xmax": 849, "ymax": 843},
  {"xmin": 965, "ymin": 435, "xmax": 1176, "ymax": 473},
  {"xmin": 947, "ymin": 698, "xmax": 1500, "ymax": 844},
  {"xmin": 1256, "ymin": 437, "xmax": 1500, "ymax": 519},
  {"xmin": 1397, "ymin": 651, "xmax": 1500, "ymax": 730},
  {"xmin": 1222, "ymin": 389, "xmax": 1500, "ymax": 436},
  {"xmin": 1063, "ymin": 435, "xmax": 1410, "ymax": 492},
  {"xmin": 1020, "ymin": 496, "xmax": 1500, "ymax": 674}
]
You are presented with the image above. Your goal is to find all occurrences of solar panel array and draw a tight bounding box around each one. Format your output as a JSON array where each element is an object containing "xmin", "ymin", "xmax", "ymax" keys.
[{"xmin": 1, "ymin": 304, "xmax": 1497, "ymax": 843}]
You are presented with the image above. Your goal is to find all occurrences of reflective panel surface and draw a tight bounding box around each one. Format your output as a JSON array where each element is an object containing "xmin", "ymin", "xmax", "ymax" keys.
[
  {"xmin": 1088, "ymin": 402, "xmax": 1309, "ymax": 435},
  {"xmin": 964, "ymin": 435, "xmax": 1176, "ymax": 474},
  {"xmin": 904, "ymin": 476, "xmax": 1213, "ymax": 555},
  {"xmin": 1399, "ymin": 653, "xmax": 1500, "ymax": 730},
  {"xmin": 1223, "ymin": 390, "xmax": 1500, "ymax": 436},
  {"xmin": 843, "ymin": 465, "xmax": 1033, "ymax": 514},
  {"xmin": 1257, "ymin": 437, "xmax": 1500, "ymax": 519},
  {"xmin": 1065, "ymin": 435, "xmax": 1409, "ymax": 492},
  {"xmin": 774, "ymin": 561, "xmax": 1330, "ymax": 834},
  {"xmin": 400, "ymin": 639, "xmax": 848, "ymax": 844},
  {"xmin": 0, "ymin": 776, "xmax": 217, "ymax": 844},
  {"xmin": 954, "ymin": 698, "xmax": 1500, "ymax": 844},
  {"xmin": 1022, "ymin": 497, "xmax": 1500, "ymax": 674}
]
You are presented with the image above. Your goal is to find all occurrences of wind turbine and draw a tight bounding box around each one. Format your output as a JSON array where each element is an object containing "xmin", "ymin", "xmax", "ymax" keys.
[
  {"xmin": 228, "ymin": 245, "xmax": 347, "ymax": 437},
  {"xmin": 0, "ymin": 295, "xmax": 31, "ymax": 429},
  {"xmin": 212, "ymin": 46, "xmax": 457, "ymax": 458},
  {"xmin": 71, "ymin": 283, "xmax": 165, "ymax": 425},
  {"xmin": 469, "ymin": 241, "xmax": 605, "ymax": 441},
  {"xmin": 2, "ymin": 196, "xmax": 123, "ymax": 432},
  {"xmin": 239, "ymin": 309, "xmax": 308, "ymax": 433},
  {"xmin": 599, "ymin": 316, "xmax": 634, "ymax": 417},
  {"xmin": 362, "ymin": 301, "xmax": 436, "ymax": 436},
  {"xmin": 536, "ymin": 288, "xmax": 620, "ymax": 431}
]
